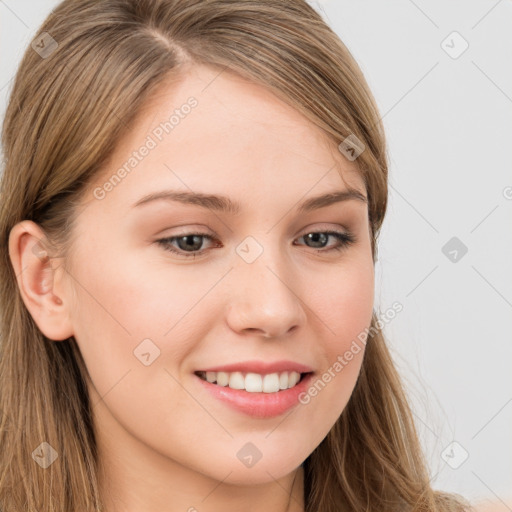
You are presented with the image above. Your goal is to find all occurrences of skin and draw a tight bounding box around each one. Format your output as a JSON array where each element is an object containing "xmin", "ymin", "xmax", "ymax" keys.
[{"xmin": 9, "ymin": 64, "xmax": 375, "ymax": 512}]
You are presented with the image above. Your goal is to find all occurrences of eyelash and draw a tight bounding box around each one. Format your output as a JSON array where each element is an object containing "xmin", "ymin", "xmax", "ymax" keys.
[{"xmin": 155, "ymin": 230, "xmax": 356, "ymax": 258}]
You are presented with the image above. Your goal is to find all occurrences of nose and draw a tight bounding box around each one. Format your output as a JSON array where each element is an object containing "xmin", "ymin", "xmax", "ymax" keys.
[{"xmin": 225, "ymin": 245, "xmax": 307, "ymax": 339}]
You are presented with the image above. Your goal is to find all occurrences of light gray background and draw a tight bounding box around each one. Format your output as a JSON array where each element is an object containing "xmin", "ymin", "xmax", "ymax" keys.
[{"xmin": 1, "ymin": 0, "xmax": 511, "ymax": 508}]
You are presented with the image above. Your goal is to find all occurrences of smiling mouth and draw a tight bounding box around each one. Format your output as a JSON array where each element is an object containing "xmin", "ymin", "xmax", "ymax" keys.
[{"xmin": 194, "ymin": 370, "xmax": 311, "ymax": 393}]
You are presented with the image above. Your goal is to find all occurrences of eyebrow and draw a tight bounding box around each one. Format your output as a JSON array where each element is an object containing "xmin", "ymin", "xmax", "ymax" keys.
[{"xmin": 132, "ymin": 188, "xmax": 367, "ymax": 214}]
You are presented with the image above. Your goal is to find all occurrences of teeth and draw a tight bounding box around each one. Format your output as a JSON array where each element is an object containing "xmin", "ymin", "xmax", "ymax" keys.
[
  {"xmin": 198, "ymin": 370, "xmax": 303, "ymax": 393},
  {"xmin": 262, "ymin": 373, "xmax": 280, "ymax": 393},
  {"xmin": 229, "ymin": 371, "xmax": 245, "ymax": 390},
  {"xmin": 289, "ymin": 371, "xmax": 300, "ymax": 387},
  {"xmin": 216, "ymin": 372, "xmax": 229, "ymax": 387},
  {"xmin": 279, "ymin": 372, "xmax": 289, "ymax": 390},
  {"xmin": 245, "ymin": 372, "xmax": 263, "ymax": 392}
]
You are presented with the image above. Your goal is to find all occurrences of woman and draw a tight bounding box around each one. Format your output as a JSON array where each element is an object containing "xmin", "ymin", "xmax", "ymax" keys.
[{"xmin": 0, "ymin": 0, "xmax": 474, "ymax": 510}]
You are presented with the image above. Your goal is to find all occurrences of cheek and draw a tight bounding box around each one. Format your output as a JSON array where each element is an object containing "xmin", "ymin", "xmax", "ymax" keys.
[
  {"xmin": 302, "ymin": 257, "xmax": 373, "ymax": 414},
  {"xmin": 309, "ymin": 254, "xmax": 374, "ymax": 346},
  {"xmin": 66, "ymin": 248, "xmax": 220, "ymax": 395},
  {"xmin": 69, "ymin": 242, "xmax": 198, "ymax": 338}
]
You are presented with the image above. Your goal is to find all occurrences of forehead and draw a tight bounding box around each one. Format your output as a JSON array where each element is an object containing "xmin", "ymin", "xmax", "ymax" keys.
[{"xmin": 84, "ymin": 64, "xmax": 365, "ymax": 212}]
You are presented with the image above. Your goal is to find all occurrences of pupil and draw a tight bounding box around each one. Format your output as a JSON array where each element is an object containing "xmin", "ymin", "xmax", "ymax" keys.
[
  {"xmin": 179, "ymin": 235, "xmax": 202, "ymax": 251},
  {"xmin": 307, "ymin": 232, "xmax": 326, "ymax": 248}
]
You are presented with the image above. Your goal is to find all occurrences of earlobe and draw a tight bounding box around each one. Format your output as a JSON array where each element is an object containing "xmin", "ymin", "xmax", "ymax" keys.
[{"xmin": 8, "ymin": 220, "xmax": 74, "ymax": 341}]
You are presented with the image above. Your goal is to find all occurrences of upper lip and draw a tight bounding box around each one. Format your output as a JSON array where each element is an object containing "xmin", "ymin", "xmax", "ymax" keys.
[{"xmin": 196, "ymin": 360, "xmax": 314, "ymax": 374}]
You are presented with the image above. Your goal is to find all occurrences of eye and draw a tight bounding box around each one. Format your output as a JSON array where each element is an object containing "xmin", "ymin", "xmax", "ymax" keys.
[
  {"xmin": 155, "ymin": 230, "xmax": 356, "ymax": 258},
  {"xmin": 295, "ymin": 231, "xmax": 356, "ymax": 253},
  {"xmin": 155, "ymin": 232, "xmax": 219, "ymax": 259}
]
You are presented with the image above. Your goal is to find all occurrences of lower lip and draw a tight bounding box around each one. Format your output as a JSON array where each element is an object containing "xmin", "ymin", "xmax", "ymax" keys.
[{"xmin": 194, "ymin": 372, "xmax": 314, "ymax": 419}]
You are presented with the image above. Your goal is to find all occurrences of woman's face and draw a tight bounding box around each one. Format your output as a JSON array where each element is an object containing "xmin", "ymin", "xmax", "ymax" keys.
[{"xmin": 56, "ymin": 64, "xmax": 374, "ymax": 489}]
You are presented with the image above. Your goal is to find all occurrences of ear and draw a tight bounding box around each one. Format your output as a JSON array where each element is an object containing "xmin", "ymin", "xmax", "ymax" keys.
[{"xmin": 8, "ymin": 220, "xmax": 75, "ymax": 341}]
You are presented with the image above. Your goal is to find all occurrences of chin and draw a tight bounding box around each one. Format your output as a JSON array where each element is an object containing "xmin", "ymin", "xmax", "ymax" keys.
[
  {"xmin": 234, "ymin": 447, "xmax": 306, "ymax": 483},
  {"xmin": 216, "ymin": 462, "xmax": 300, "ymax": 486}
]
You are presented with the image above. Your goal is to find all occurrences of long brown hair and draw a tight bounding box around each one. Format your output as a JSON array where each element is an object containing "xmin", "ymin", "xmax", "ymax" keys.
[{"xmin": 0, "ymin": 1, "xmax": 474, "ymax": 510}]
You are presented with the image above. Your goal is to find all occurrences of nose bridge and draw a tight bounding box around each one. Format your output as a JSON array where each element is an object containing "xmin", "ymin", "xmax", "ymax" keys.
[{"xmin": 226, "ymin": 234, "xmax": 306, "ymax": 337}]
